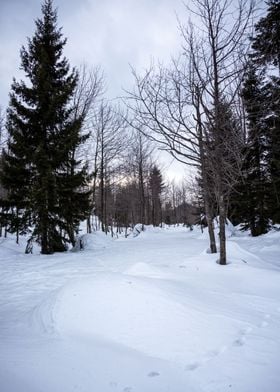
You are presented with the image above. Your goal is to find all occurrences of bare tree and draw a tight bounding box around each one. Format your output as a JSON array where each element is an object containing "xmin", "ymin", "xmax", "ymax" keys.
[
  {"xmin": 127, "ymin": 0, "xmax": 254, "ymax": 264},
  {"xmin": 183, "ymin": 0, "xmax": 254, "ymax": 264},
  {"xmin": 126, "ymin": 129, "xmax": 155, "ymax": 227},
  {"xmin": 90, "ymin": 101, "xmax": 127, "ymax": 233},
  {"xmin": 70, "ymin": 65, "xmax": 105, "ymax": 233},
  {"xmin": 162, "ymin": 179, "xmax": 196, "ymax": 227},
  {"xmin": 126, "ymin": 57, "xmax": 218, "ymax": 253},
  {"xmin": 72, "ymin": 64, "xmax": 104, "ymax": 125}
]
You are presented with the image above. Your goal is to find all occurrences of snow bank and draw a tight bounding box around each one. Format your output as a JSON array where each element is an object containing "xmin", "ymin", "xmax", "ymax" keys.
[
  {"xmin": 72, "ymin": 231, "xmax": 113, "ymax": 252},
  {"xmin": 34, "ymin": 273, "xmax": 243, "ymax": 366},
  {"xmin": 213, "ymin": 216, "xmax": 236, "ymax": 237},
  {"xmin": 131, "ymin": 223, "xmax": 144, "ymax": 237},
  {"xmin": 1, "ymin": 226, "xmax": 280, "ymax": 392}
]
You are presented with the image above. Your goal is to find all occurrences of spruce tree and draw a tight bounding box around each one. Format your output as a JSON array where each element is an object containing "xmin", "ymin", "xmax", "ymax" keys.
[
  {"xmin": 250, "ymin": 0, "xmax": 280, "ymax": 224},
  {"xmin": 149, "ymin": 166, "xmax": 164, "ymax": 227},
  {"xmin": 1, "ymin": 0, "xmax": 91, "ymax": 253},
  {"xmin": 240, "ymin": 63, "xmax": 270, "ymax": 235},
  {"xmin": 251, "ymin": 0, "xmax": 280, "ymax": 73},
  {"xmin": 264, "ymin": 77, "xmax": 280, "ymax": 222}
]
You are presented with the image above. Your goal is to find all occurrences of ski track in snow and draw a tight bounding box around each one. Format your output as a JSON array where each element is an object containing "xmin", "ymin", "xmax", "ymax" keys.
[{"xmin": 0, "ymin": 226, "xmax": 280, "ymax": 392}]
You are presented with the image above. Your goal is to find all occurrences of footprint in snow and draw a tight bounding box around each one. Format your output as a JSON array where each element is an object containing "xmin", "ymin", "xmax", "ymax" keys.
[
  {"xmin": 185, "ymin": 346, "xmax": 227, "ymax": 371},
  {"xmin": 123, "ymin": 387, "xmax": 132, "ymax": 392},
  {"xmin": 233, "ymin": 336, "xmax": 246, "ymax": 347},
  {"xmin": 233, "ymin": 324, "xmax": 255, "ymax": 347},
  {"xmin": 240, "ymin": 326, "xmax": 253, "ymax": 335},
  {"xmin": 234, "ymin": 313, "xmax": 273, "ymax": 347},
  {"xmin": 185, "ymin": 362, "xmax": 200, "ymax": 371},
  {"xmin": 206, "ymin": 349, "xmax": 220, "ymax": 358},
  {"xmin": 147, "ymin": 371, "xmax": 160, "ymax": 378}
]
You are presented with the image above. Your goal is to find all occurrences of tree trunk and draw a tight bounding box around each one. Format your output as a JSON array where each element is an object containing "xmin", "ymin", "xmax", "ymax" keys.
[
  {"xmin": 219, "ymin": 195, "xmax": 227, "ymax": 265},
  {"xmin": 196, "ymin": 98, "xmax": 217, "ymax": 254},
  {"xmin": 205, "ymin": 199, "xmax": 217, "ymax": 254},
  {"xmin": 41, "ymin": 230, "xmax": 49, "ymax": 254},
  {"xmin": 68, "ymin": 224, "xmax": 76, "ymax": 247},
  {"xmin": 40, "ymin": 200, "xmax": 51, "ymax": 254},
  {"xmin": 16, "ymin": 207, "xmax": 19, "ymax": 245},
  {"xmin": 139, "ymin": 160, "xmax": 145, "ymax": 229},
  {"xmin": 87, "ymin": 217, "xmax": 92, "ymax": 233},
  {"xmin": 100, "ymin": 156, "xmax": 105, "ymax": 232}
]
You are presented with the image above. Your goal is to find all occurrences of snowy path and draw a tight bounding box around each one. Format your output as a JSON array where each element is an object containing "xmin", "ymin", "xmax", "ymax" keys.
[{"xmin": 0, "ymin": 227, "xmax": 280, "ymax": 392}]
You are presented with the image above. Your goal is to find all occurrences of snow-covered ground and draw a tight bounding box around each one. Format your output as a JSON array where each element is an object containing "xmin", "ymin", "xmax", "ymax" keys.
[{"xmin": 0, "ymin": 226, "xmax": 280, "ymax": 392}]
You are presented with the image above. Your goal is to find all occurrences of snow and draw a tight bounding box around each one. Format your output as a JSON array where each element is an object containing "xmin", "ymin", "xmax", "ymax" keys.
[
  {"xmin": 72, "ymin": 231, "xmax": 113, "ymax": 251},
  {"xmin": 131, "ymin": 223, "xmax": 144, "ymax": 237},
  {"xmin": 0, "ymin": 226, "xmax": 280, "ymax": 391}
]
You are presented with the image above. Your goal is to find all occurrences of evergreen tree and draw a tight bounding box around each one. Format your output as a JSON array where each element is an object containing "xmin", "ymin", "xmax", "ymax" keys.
[
  {"xmin": 250, "ymin": 0, "xmax": 280, "ymax": 224},
  {"xmin": 239, "ymin": 63, "xmax": 270, "ymax": 235},
  {"xmin": 1, "ymin": 0, "xmax": 91, "ymax": 253},
  {"xmin": 251, "ymin": 0, "xmax": 280, "ymax": 73},
  {"xmin": 149, "ymin": 166, "xmax": 164, "ymax": 227},
  {"xmin": 264, "ymin": 76, "xmax": 280, "ymax": 222}
]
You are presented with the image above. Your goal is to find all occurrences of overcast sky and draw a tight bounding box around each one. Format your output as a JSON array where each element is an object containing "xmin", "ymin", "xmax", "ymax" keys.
[
  {"xmin": 0, "ymin": 0, "xmax": 188, "ymax": 104},
  {"xmin": 0, "ymin": 0, "xmax": 194, "ymax": 180}
]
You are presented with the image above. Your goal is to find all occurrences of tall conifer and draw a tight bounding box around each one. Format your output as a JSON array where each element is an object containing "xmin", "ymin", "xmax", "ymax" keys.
[
  {"xmin": 149, "ymin": 166, "xmax": 164, "ymax": 227},
  {"xmin": 240, "ymin": 64, "xmax": 270, "ymax": 235},
  {"xmin": 1, "ymin": 0, "xmax": 91, "ymax": 253},
  {"xmin": 251, "ymin": 0, "xmax": 280, "ymax": 72},
  {"xmin": 250, "ymin": 0, "xmax": 280, "ymax": 224}
]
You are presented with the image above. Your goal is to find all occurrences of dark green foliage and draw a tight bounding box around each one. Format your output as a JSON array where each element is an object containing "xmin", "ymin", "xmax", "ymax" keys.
[
  {"xmin": 248, "ymin": 0, "xmax": 280, "ymax": 226},
  {"xmin": 1, "ymin": 0, "xmax": 91, "ymax": 253},
  {"xmin": 238, "ymin": 64, "xmax": 270, "ymax": 235},
  {"xmin": 264, "ymin": 77, "xmax": 280, "ymax": 222},
  {"xmin": 231, "ymin": 1, "xmax": 280, "ymax": 235},
  {"xmin": 149, "ymin": 165, "xmax": 164, "ymax": 227},
  {"xmin": 251, "ymin": 0, "xmax": 280, "ymax": 72}
]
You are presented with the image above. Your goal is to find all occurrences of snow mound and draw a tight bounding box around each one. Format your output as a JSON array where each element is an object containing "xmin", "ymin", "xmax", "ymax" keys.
[
  {"xmin": 43, "ymin": 274, "xmax": 240, "ymax": 364},
  {"xmin": 72, "ymin": 232, "xmax": 112, "ymax": 251},
  {"xmin": 131, "ymin": 225, "xmax": 168, "ymax": 238},
  {"xmin": 131, "ymin": 223, "xmax": 144, "ymax": 237},
  {"xmin": 214, "ymin": 217, "xmax": 236, "ymax": 237},
  {"xmin": 144, "ymin": 225, "xmax": 165, "ymax": 233},
  {"xmin": 226, "ymin": 240, "xmax": 264, "ymax": 265}
]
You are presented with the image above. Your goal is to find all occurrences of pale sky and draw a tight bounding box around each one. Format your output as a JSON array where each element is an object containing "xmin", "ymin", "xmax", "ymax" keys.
[
  {"xmin": 0, "ymin": 0, "xmax": 191, "ymax": 180},
  {"xmin": 0, "ymin": 0, "xmax": 187, "ymax": 105}
]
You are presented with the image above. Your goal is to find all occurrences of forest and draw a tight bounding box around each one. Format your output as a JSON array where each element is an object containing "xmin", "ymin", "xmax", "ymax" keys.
[
  {"xmin": 0, "ymin": 0, "xmax": 279, "ymax": 265},
  {"xmin": 1, "ymin": 2, "xmax": 280, "ymax": 392}
]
